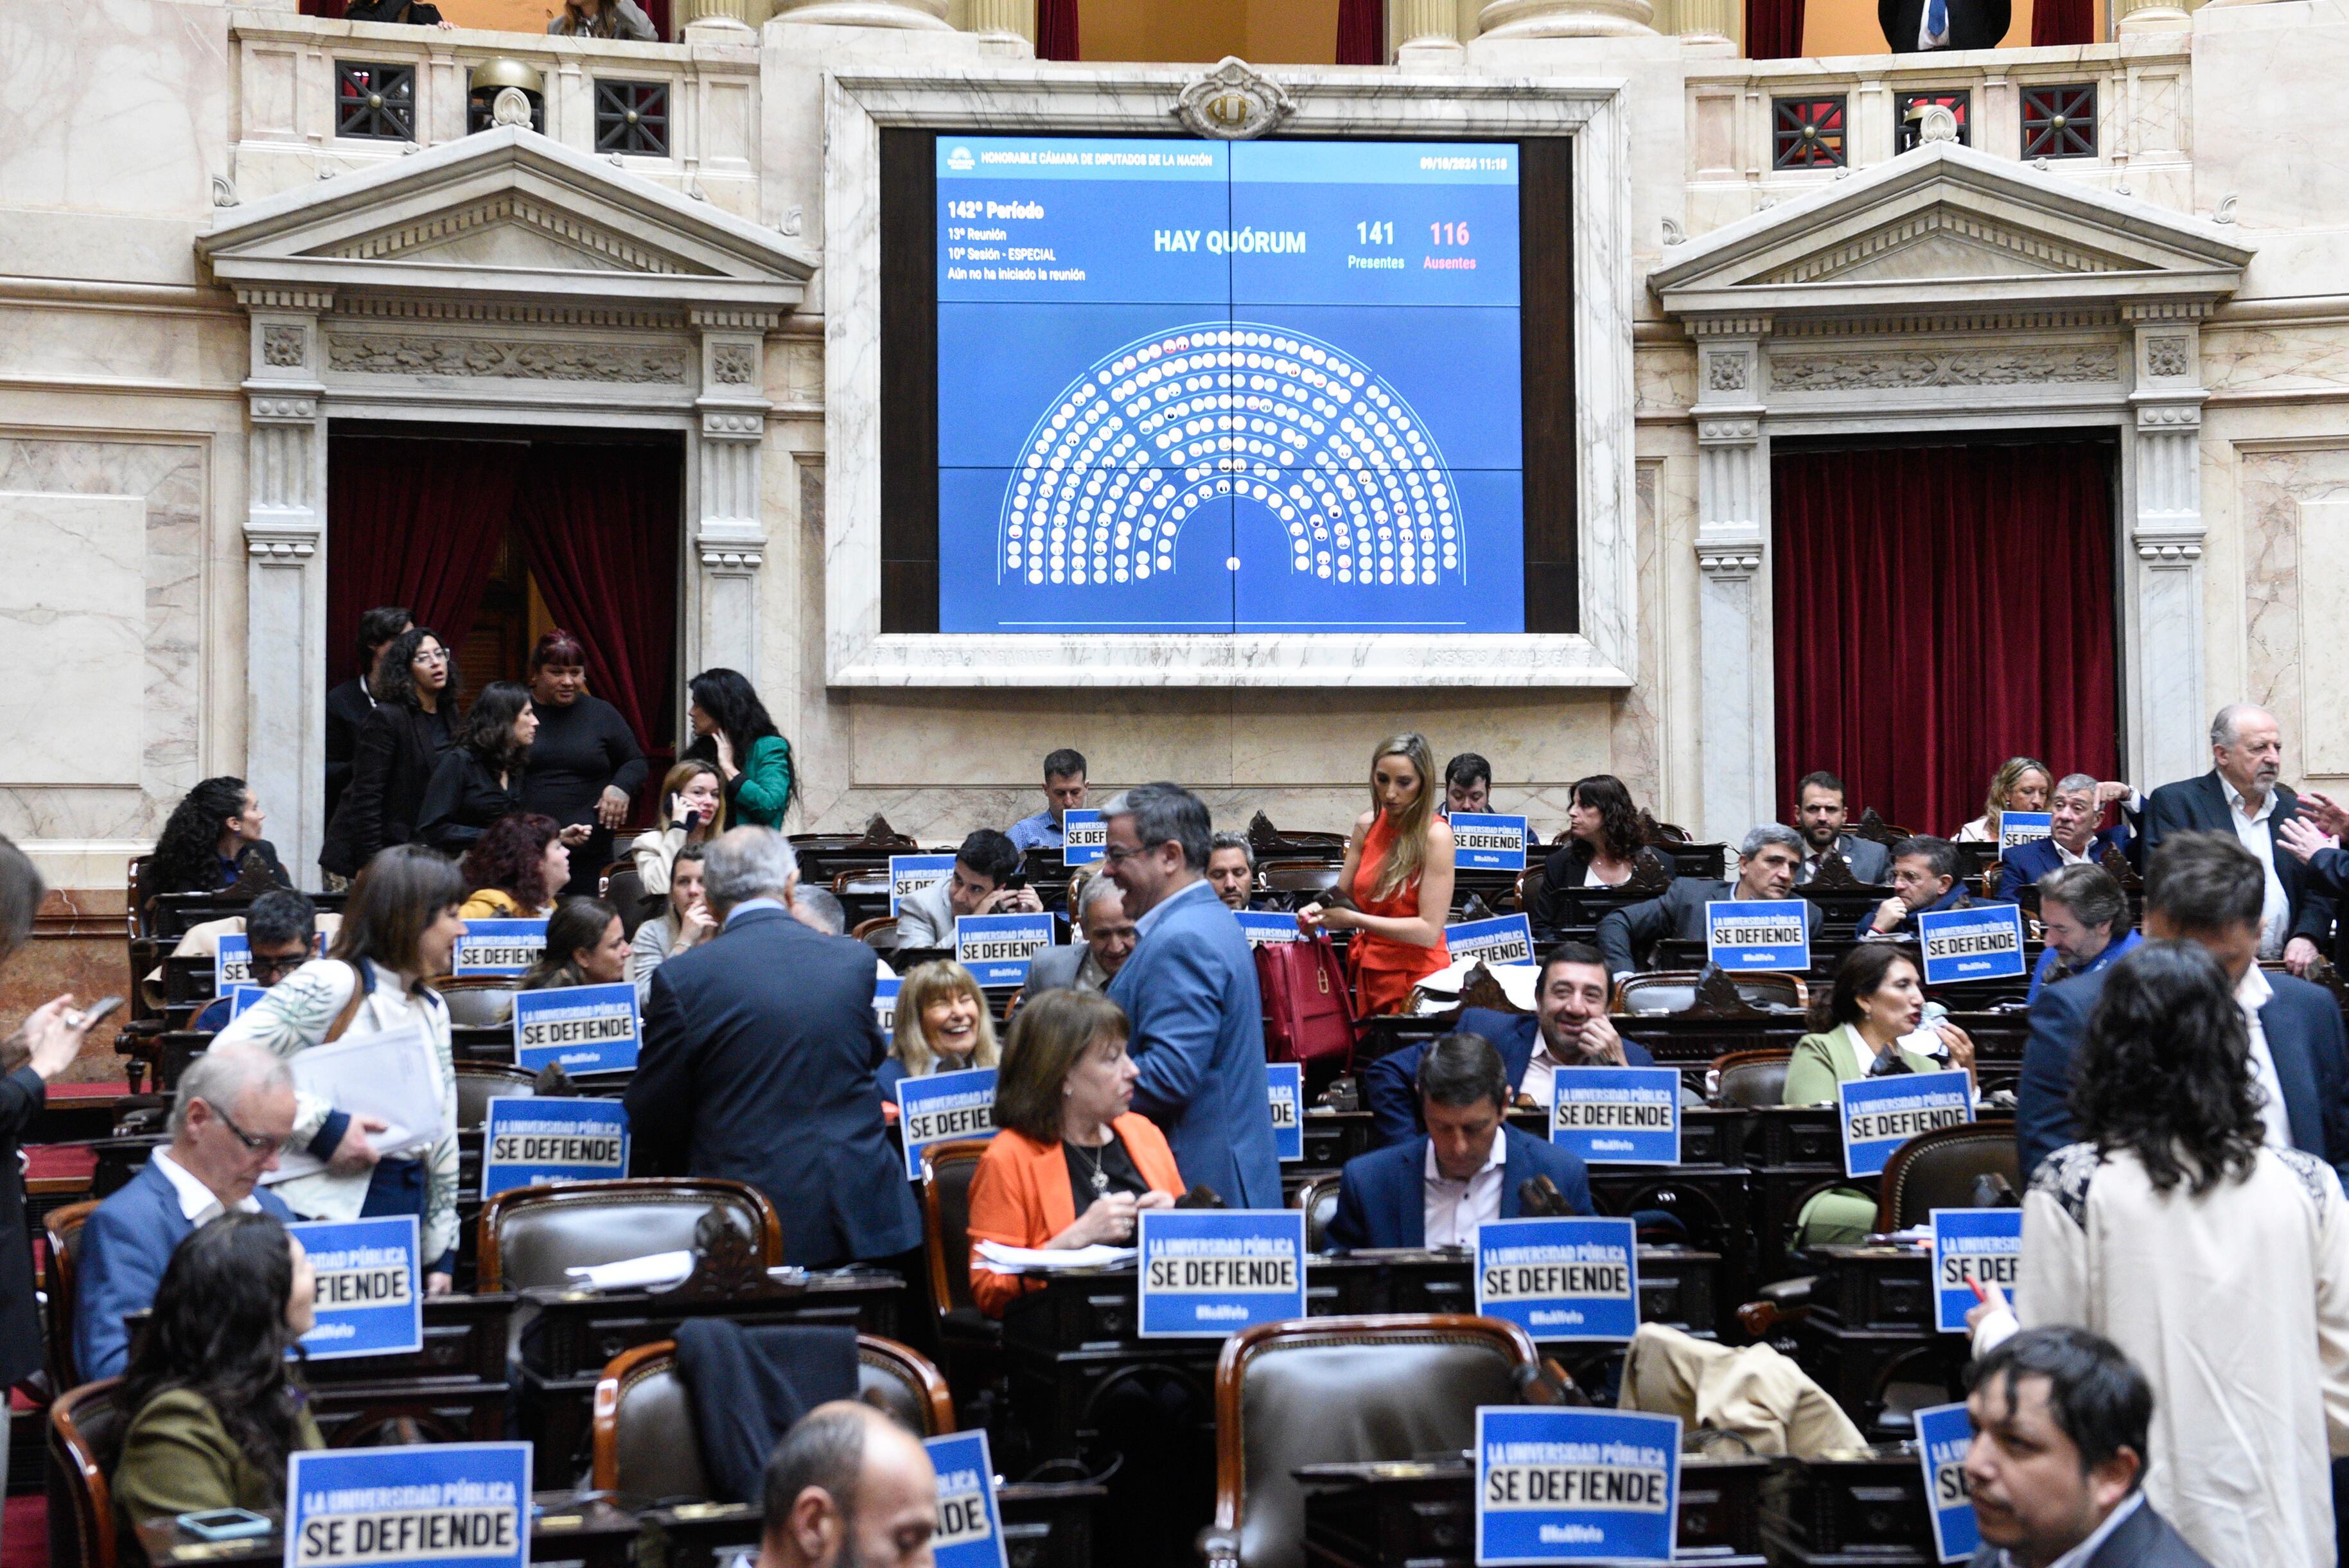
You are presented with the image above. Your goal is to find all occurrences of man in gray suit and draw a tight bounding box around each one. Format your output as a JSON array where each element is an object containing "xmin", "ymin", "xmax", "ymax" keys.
[
  {"xmin": 1025, "ymin": 876, "xmax": 1135, "ymax": 994},
  {"xmin": 1597, "ymin": 824, "xmax": 1820, "ymax": 980},
  {"xmin": 1792, "ymin": 771, "xmax": 1892, "ymax": 885}
]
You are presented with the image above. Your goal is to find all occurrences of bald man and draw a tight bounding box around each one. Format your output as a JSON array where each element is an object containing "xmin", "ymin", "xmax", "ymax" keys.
[{"xmin": 759, "ymin": 1402, "xmax": 938, "ymax": 1568}]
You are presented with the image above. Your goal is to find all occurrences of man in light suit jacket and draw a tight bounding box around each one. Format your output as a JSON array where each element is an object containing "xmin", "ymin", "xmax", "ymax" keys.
[
  {"xmin": 2016, "ymin": 831, "xmax": 2349, "ymax": 1184},
  {"xmin": 1328, "ymin": 1032, "xmax": 1592, "ymax": 1250},
  {"xmin": 74, "ymin": 1044, "xmax": 299, "ymax": 1382},
  {"xmin": 1597, "ymin": 825, "xmax": 1820, "ymax": 979},
  {"xmin": 1024, "ymin": 876, "xmax": 1135, "ymax": 995},
  {"xmin": 629, "ymin": 829, "xmax": 920, "ymax": 1269},
  {"xmin": 1103, "ymin": 784, "xmax": 1281, "ymax": 1208},
  {"xmin": 1792, "ymin": 771, "xmax": 1893, "ymax": 885},
  {"xmin": 1996, "ymin": 773, "xmax": 2136, "ymax": 901}
]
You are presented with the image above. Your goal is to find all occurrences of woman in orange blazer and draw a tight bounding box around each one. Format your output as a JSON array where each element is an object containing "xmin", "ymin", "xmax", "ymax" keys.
[{"xmin": 967, "ymin": 987, "xmax": 1184, "ymax": 1317}]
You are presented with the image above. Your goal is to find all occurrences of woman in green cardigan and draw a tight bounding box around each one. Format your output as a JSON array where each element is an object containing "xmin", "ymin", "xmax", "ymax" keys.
[
  {"xmin": 685, "ymin": 667, "xmax": 797, "ymax": 828},
  {"xmin": 111, "ymin": 1212, "xmax": 324, "ymax": 1558}
]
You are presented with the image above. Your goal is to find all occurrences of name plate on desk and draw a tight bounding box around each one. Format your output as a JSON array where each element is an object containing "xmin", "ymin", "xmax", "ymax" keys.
[
  {"xmin": 1915, "ymin": 1402, "xmax": 1980, "ymax": 1562},
  {"xmin": 891, "ymin": 854, "xmax": 956, "ymax": 917},
  {"xmin": 1549, "ymin": 1068, "xmax": 1680, "ymax": 1165},
  {"xmin": 1138, "ymin": 1209, "xmax": 1306, "ymax": 1338},
  {"xmin": 454, "ymin": 919, "xmax": 547, "ymax": 978},
  {"xmin": 1474, "ymin": 1216, "xmax": 1639, "ymax": 1342},
  {"xmin": 1838, "ymin": 1070, "xmax": 1973, "ymax": 1177},
  {"xmin": 1931, "ymin": 1208, "xmax": 2021, "ymax": 1334},
  {"xmin": 1705, "ymin": 901, "xmax": 1808, "ymax": 973},
  {"xmin": 289, "ymin": 1215, "xmax": 423, "ymax": 1361},
  {"xmin": 874, "ymin": 976, "xmax": 901, "ymax": 1041},
  {"xmin": 1475, "ymin": 1407, "xmax": 1680, "ymax": 1566},
  {"xmin": 1060, "ymin": 809, "xmax": 1105, "ymax": 867},
  {"xmin": 1267, "ymin": 1062, "xmax": 1303, "ymax": 1161},
  {"xmin": 481, "ymin": 1098, "xmax": 629, "ymax": 1199},
  {"xmin": 1918, "ymin": 904, "xmax": 2027, "ymax": 985},
  {"xmin": 1235, "ymin": 910, "xmax": 1300, "ymax": 946},
  {"xmin": 899, "ymin": 1067, "xmax": 999, "ymax": 1179},
  {"xmin": 1452, "ymin": 813, "xmax": 1529, "ymax": 872},
  {"xmin": 1997, "ymin": 812, "xmax": 2053, "ymax": 854},
  {"xmin": 924, "ymin": 1430, "xmax": 1009, "ymax": 1568},
  {"xmin": 286, "ymin": 1441, "xmax": 531, "ymax": 1568},
  {"xmin": 1446, "ymin": 913, "xmax": 1535, "ymax": 967},
  {"xmin": 512, "ymin": 983, "xmax": 640, "ymax": 1073},
  {"xmin": 956, "ymin": 914, "xmax": 1054, "ymax": 986}
]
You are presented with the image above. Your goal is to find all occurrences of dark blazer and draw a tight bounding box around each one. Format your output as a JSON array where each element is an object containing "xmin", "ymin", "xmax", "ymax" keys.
[
  {"xmin": 1364, "ymin": 1007, "xmax": 1658, "ymax": 1148},
  {"xmin": 1855, "ymin": 882, "xmax": 1977, "ymax": 942},
  {"xmin": 1324, "ymin": 1125, "xmax": 1593, "ymax": 1251},
  {"xmin": 1879, "ymin": 0, "xmax": 2010, "ymax": 49},
  {"xmin": 0, "ymin": 1066, "xmax": 46, "ymax": 1386},
  {"xmin": 1107, "ymin": 879, "xmax": 1283, "ymax": 1208},
  {"xmin": 1966, "ymin": 1496, "xmax": 2213, "ymax": 1568},
  {"xmin": 1596, "ymin": 879, "xmax": 1823, "ymax": 976},
  {"xmin": 1024, "ymin": 943, "xmax": 1095, "ymax": 994},
  {"xmin": 320, "ymin": 703, "xmax": 451, "ymax": 879},
  {"xmin": 1798, "ymin": 833, "xmax": 1892, "ymax": 886},
  {"xmin": 628, "ymin": 906, "xmax": 921, "ymax": 1267},
  {"xmin": 2142, "ymin": 771, "xmax": 2334, "ymax": 946},
  {"xmin": 2018, "ymin": 962, "xmax": 2349, "ymax": 1185},
  {"xmin": 1995, "ymin": 824, "xmax": 2133, "ymax": 901},
  {"xmin": 324, "ymin": 677, "xmax": 378, "ymax": 825},
  {"xmin": 1531, "ymin": 844, "xmax": 1673, "ymax": 932},
  {"xmin": 73, "ymin": 1156, "xmax": 297, "ymax": 1383},
  {"xmin": 413, "ymin": 749, "xmax": 523, "ymax": 856}
]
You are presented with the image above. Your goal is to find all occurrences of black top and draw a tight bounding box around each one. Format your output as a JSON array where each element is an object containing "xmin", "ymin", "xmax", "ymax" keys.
[
  {"xmin": 324, "ymin": 677, "xmax": 379, "ymax": 824},
  {"xmin": 1064, "ymin": 1130, "xmax": 1150, "ymax": 1216},
  {"xmin": 343, "ymin": 0, "xmax": 446, "ymax": 21},
  {"xmin": 522, "ymin": 694, "xmax": 647, "ymax": 829},
  {"xmin": 414, "ymin": 749, "xmax": 525, "ymax": 854},
  {"xmin": 0, "ymin": 1065, "xmax": 46, "ymax": 1384},
  {"xmin": 320, "ymin": 703, "xmax": 452, "ymax": 878}
]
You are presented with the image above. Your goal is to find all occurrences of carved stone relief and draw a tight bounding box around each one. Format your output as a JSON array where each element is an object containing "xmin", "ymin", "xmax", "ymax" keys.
[
  {"xmin": 710, "ymin": 344, "xmax": 757, "ymax": 385},
  {"xmin": 1705, "ymin": 353, "xmax": 1748, "ymax": 392},
  {"xmin": 1768, "ymin": 344, "xmax": 2120, "ymax": 392},
  {"xmin": 261, "ymin": 325, "xmax": 306, "ymax": 368},
  {"xmin": 2145, "ymin": 335, "xmax": 2190, "ymax": 378},
  {"xmin": 326, "ymin": 333, "xmax": 689, "ymax": 383}
]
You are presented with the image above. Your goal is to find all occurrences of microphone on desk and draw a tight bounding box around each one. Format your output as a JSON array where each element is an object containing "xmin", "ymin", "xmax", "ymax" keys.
[
  {"xmin": 1175, "ymin": 1185, "xmax": 1227, "ymax": 1210},
  {"xmin": 1517, "ymin": 1176, "xmax": 1569, "ymax": 1217}
]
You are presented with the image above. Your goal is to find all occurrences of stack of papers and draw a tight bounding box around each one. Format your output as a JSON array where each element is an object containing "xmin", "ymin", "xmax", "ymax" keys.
[
  {"xmin": 565, "ymin": 1250, "xmax": 694, "ymax": 1291},
  {"xmin": 972, "ymin": 1242, "xmax": 1135, "ymax": 1275}
]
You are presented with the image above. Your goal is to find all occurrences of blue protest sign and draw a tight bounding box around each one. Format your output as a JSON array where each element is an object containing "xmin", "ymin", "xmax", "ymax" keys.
[
  {"xmin": 287, "ymin": 1215, "xmax": 422, "ymax": 1360},
  {"xmin": 1060, "ymin": 809, "xmax": 1105, "ymax": 867},
  {"xmin": 1915, "ymin": 1402, "xmax": 1980, "ymax": 1562},
  {"xmin": 1996, "ymin": 811, "xmax": 2053, "ymax": 854},
  {"xmin": 480, "ymin": 1097, "xmax": 629, "ymax": 1200},
  {"xmin": 1445, "ymin": 913, "xmax": 1536, "ymax": 967},
  {"xmin": 1931, "ymin": 1208, "xmax": 2022, "ymax": 1335},
  {"xmin": 453, "ymin": 919, "xmax": 547, "ymax": 978},
  {"xmin": 511, "ymin": 982, "xmax": 640, "ymax": 1073},
  {"xmin": 1918, "ymin": 904, "xmax": 2028, "ymax": 986},
  {"xmin": 922, "ymin": 1430, "xmax": 1008, "ymax": 1568},
  {"xmin": 898, "ymin": 1066, "xmax": 998, "ymax": 1180},
  {"xmin": 1266, "ymin": 1062, "xmax": 1303, "ymax": 1162},
  {"xmin": 1549, "ymin": 1068, "xmax": 1680, "ymax": 1165},
  {"xmin": 1838, "ymin": 1069, "xmax": 1973, "ymax": 1177},
  {"xmin": 1235, "ymin": 910, "xmax": 1300, "ymax": 946},
  {"xmin": 227, "ymin": 984, "xmax": 268, "ymax": 1020},
  {"xmin": 1138, "ymin": 1209, "xmax": 1306, "ymax": 1338},
  {"xmin": 1474, "ymin": 1217, "xmax": 1640, "ymax": 1342},
  {"xmin": 215, "ymin": 933, "xmax": 252, "ymax": 992},
  {"xmin": 956, "ymin": 913, "xmax": 1054, "ymax": 986},
  {"xmin": 1705, "ymin": 901, "xmax": 1810, "ymax": 973},
  {"xmin": 874, "ymin": 975, "xmax": 901, "ymax": 1041},
  {"xmin": 890, "ymin": 854, "xmax": 956, "ymax": 917},
  {"xmin": 1451, "ymin": 813, "xmax": 1529, "ymax": 872},
  {"xmin": 1475, "ymin": 1407, "xmax": 1679, "ymax": 1566},
  {"xmin": 285, "ymin": 1441, "xmax": 531, "ymax": 1568}
]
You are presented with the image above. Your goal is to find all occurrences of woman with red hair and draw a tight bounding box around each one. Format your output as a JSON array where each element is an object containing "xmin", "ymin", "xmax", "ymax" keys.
[
  {"xmin": 457, "ymin": 813, "xmax": 574, "ymax": 921},
  {"xmin": 521, "ymin": 629, "xmax": 646, "ymax": 897}
]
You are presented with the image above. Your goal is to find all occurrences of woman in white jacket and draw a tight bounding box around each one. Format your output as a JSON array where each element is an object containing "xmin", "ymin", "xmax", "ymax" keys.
[{"xmin": 214, "ymin": 845, "xmax": 465, "ymax": 1292}]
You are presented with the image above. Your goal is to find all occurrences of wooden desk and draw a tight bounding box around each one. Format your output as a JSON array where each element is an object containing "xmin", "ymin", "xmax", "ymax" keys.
[
  {"xmin": 1790, "ymin": 1245, "xmax": 1965, "ymax": 1434},
  {"xmin": 1759, "ymin": 1448, "xmax": 1936, "ymax": 1565},
  {"xmin": 132, "ymin": 1490, "xmax": 640, "ymax": 1568}
]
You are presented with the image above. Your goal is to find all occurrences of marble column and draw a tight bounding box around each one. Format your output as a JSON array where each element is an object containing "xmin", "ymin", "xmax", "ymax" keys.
[
  {"xmin": 692, "ymin": 311, "xmax": 779, "ymax": 685},
  {"xmin": 2126, "ymin": 307, "xmax": 2210, "ymax": 788},
  {"xmin": 2113, "ymin": 0, "xmax": 2191, "ymax": 31},
  {"xmin": 771, "ymin": 0, "xmax": 951, "ymax": 26},
  {"xmin": 1479, "ymin": 0, "xmax": 1657, "ymax": 39},
  {"xmin": 965, "ymin": 0, "xmax": 1037, "ymax": 52},
  {"xmin": 238, "ymin": 290, "xmax": 333, "ymax": 878},
  {"xmin": 1396, "ymin": 0, "xmax": 1468, "ymax": 62},
  {"xmin": 1691, "ymin": 329, "xmax": 1774, "ymax": 845}
]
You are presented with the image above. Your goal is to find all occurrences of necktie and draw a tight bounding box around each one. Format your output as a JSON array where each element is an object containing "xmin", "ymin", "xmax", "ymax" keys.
[{"xmin": 1926, "ymin": 0, "xmax": 1948, "ymax": 38}]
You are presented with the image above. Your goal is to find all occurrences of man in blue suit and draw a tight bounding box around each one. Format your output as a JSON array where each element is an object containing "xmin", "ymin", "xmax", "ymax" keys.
[
  {"xmin": 2017, "ymin": 831, "xmax": 2349, "ymax": 1184},
  {"xmin": 1103, "ymin": 784, "xmax": 1281, "ymax": 1208},
  {"xmin": 75, "ymin": 1043, "xmax": 299, "ymax": 1382},
  {"xmin": 1364, "ymin": 943, "xmax": 1658, "ymax": 1147},
  {"xmin": 1327, "ymin": 1033, "xmax": 1592, "ymax": 1250},
  {"xmin": 1996, "ymin": 774, "xmax": 2137, "ymax": 901},
  {"xmin": 629, "ymin": 829, "xmax": 921, "ymax": 1269}
]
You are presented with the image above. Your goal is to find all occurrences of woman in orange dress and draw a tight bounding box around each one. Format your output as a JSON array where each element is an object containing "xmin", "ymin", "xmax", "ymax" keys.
[{"xmin": 1298, "ymin": 732, "xmax": 1456, "ymax": 1017}]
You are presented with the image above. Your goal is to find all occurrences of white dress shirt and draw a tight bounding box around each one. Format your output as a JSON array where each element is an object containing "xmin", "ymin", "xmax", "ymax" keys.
[
  {"xmin": 148, "ymin": 1147, "xmax": 263, "ymax": 1228},
  {"xmin": 2221, "ymin": 777, "xmax": 2292, "ymax": 958},
  {"xmin": 1423, "ymin": 1136, "xmax": 1507, "ymax": 1248},
  {"xmin": 2054, "ymin": 838, "xmax": 2095, "ymax": 867},
  {"xmin": 1519, "ymin": 1039, "xmax": 1564, "ymax": 1113},
  {"xmin": 2236, "ymin": 962, "xmax": 2295, "ymax": 1150}
]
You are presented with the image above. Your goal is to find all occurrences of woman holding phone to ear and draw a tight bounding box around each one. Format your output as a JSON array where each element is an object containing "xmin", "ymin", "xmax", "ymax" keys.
[{"xmin": 631, "ymin": 760, "xmax": 728, "ymax": 902}]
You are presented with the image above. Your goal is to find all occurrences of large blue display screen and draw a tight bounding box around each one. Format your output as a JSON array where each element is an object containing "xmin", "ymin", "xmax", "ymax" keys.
[{"xmin": 936, "ymin": 136, "xmax": 1525, "ymax": 635}]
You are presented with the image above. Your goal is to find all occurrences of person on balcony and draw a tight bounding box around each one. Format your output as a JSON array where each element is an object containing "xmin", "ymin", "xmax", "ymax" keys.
[
  {"xmin": 549, "ymin": 0, "xmax": 659, "ymax": 41},
  {"xmin": 1880, "ymin": 0, "xmax": 2010, "ymax": 51}
]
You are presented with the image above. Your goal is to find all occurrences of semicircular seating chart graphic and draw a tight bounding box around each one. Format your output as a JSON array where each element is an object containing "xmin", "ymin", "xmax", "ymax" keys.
[{"xmin": 999, "ymin": 323, "xmax": 1464, "ymax": 592}]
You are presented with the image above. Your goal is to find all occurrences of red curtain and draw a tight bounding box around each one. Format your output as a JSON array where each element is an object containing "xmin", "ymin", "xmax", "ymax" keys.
[
  {"xmin": 2032, "ymin": 0, "xmax": 2093, "ymax": 44},
  {"xmin": 1745, "ymin": 0, "xmax": 1806, "ymax": 58},
  {"xmin": 1337, "ymin": 0, "xmax": 1384, "ymax": 64},
  {"xmin": 1038, "ymin": 0, "xmax": 1078, "ymax": 58},
  {"xmin": 325, "ymin": 436, "xmax": 520, "ymax": 685},
  {"xmin": 1771, "ymin": 441, "xmax": 2118, "ymax": 836}
]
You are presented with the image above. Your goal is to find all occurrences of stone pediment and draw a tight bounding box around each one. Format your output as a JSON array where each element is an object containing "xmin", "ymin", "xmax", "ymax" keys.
[
  {"xmin": 199, "ymin": 126, "xmax": 814, "ymax": 312},
  {"xmin": 1651, "ymin": 141, "xmax": 2251, "ymax": 324}
]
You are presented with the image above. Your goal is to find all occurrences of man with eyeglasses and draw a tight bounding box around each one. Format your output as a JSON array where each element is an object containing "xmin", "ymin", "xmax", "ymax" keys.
[
  {"xmin": 73, "ymin": 1043, "xmax": 299, "ymax": 1380},
  {"xmin": 191, "ymin": 889, "xmax": 317, "ymax": 1033}
]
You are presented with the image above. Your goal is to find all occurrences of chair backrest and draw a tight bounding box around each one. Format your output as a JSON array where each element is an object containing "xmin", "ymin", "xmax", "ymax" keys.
[
  {"xmin": 602, "ymin": 864, "xmax": 653, "ymax": 938},
  {"xmin": 592, "ymin": 1335, "xmax": 955, "ymax": 1497},
  {"xmin": 1711, "ymin": 1049, "xmax": 1793, "ymax": 1109},
  {"xmin": 854, "ymin": 916, "xmax": 902, "ymax": 954},
  {"xmin": 1261, "ymin": 863, "xmax": 1342, "ymax": 897},
  {"xmin": 49, "ymin": 1377, "xmax": 127, "ymax": 1568},
  {"xmin": 1291, "ymin": 1175, "xmax": 1342, "ymax": 1255},
  {"xmin": 454, "ymin": 1064, "xmax": 540, "ymax": 1129},
  {"xmin": 1617, "ymin": 971, "xmax": 1806, "ymax": 1016},
  {"xmin": 436, "ymin": 976, "xmax": 518, "ymax": 1029},
  {"xmin": 1874, "ymin": 1118, "xmax": 2021, "ymax": 1232},
  {"xmin": 1215, "ymin": 1315, "xmax": 1538, "ymax": 1568},
  {"xmin": 477, "ymin": 1177, "xmax": 781, "ymax": 1291},
  {"xmin": 919, "ymin": 1140, "xmax": 991, "ymax": 1318},
  {"xmin": 44, "ymin": 1199, "xmax": 101, "ymax": 1393}
]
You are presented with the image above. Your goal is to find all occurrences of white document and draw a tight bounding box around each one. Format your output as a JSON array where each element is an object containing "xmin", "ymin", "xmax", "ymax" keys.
[
  {"xmin": 262, "ymin": 1020, "xmax": 447, "ymax": 1184},
  {"xmin": 972, "ymin": 1241, "xmax": 1136, "ymax": 1275},
  {"xmin": 567, "ymin": 1250, "xmax": 695, "ymax": 1291}
]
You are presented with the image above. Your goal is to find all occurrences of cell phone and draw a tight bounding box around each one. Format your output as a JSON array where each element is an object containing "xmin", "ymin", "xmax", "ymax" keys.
[
  {"xmin": 76, "ymin": 996, "xmax": 123, "ymax": 1030},
  {"xmin": 177, "ymin": 1508, "xmax": 272, "ymax": 1541}
]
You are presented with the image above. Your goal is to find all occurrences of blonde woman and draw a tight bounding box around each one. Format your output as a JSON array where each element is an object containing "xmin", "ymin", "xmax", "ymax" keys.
[
  {"xmin": 631, "ymin": 760, "xmax": 727, "ymax": 901},
  {"xmin": 1298, "ymin": 732, "xmax": 1456, "ymax": 1017},
  {"xmin": 1956, "ymin": 757, "xmax": 2054, "ymax": 843},
  {"xmin": 877, "ymin": 960, "xmax": 999, "ymax": 1099}
]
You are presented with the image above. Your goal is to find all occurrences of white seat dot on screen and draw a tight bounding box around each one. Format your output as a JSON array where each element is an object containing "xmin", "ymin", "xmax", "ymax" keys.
[{"xmin": 1226, "ymin": 556, "xmax": 1242, "ymax": 571}]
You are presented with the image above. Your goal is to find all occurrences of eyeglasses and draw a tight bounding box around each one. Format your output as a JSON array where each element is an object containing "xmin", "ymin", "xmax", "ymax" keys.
[
  {"xmin": 249, "ymin": 953, "xmax": 306, "ymax": 981},
  {"xmin": 414, "ymin": 648, "xmax": 450, "ymax": 665},
  {"xmin": 1102, "ymin": 843, "xmax": 1156, "ymax": 866},
  {"xmin": 207, "ymin": 1100, "xmax": 279, "ymax": 1154}
]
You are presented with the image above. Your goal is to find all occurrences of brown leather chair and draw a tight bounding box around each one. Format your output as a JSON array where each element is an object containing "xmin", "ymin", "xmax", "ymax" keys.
[
  {"xmin": 49, "ymin": 1377, "xmax": 127, "ymax": 1568},
  {"xmin": 918, "ymin": 1139, "xmax": 992, "ymax": 1330},
  {"xmin": 1873, "ymin": 1118, "xmax": 2021, "ymax": 1233},
  {"xmin": 590, "ymin": 1334, "xmax": 954, "ymax": 1497},
  {"xmin": 1261, "ymin": 863, "xmax": 1342, "ymax": 900},
  {"xmin": 1204, "ymin": 1315, "xmax": 1539, "ymax": 1568},
  {"xmin": 1290, "ymin": 1174, "xmax": 1342, "ymax": 1254},
  {"xmin": 436, "ymin": 976, "xmax": 519, "ymax": 1029},
  {"xmin": 454, "ymin": 1064, "xmax": 539, "ymax": 1130},
  {"xmin": 1711, "ymin": 1048, "xmax": 1793, "ymax": 1109},
  {"xmin": 601, "ymin": 863, "xmax": 654, "ymax": 938},
  {"xmin": 44, "ymin": 1199, "xmax": 100, "ymax": 1395},
  {"xmin": 854, "ymin": 916, "xmax": 901, "ymax": 955},
  {"xmin": 476, "ymin": 1177, "xmax": 781, "ymax": 1291},
  {"xmin": 1615, "ymin": 971, "xmax": 1807, "ymax": 1016}
]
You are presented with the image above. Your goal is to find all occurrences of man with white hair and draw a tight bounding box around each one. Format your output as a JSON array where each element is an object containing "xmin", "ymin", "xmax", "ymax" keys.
[
  {"xmin": 1596, "ymin": 823, "xmax": 1824, "ymax": 981},
  {"xmin": 628, "ymin": 827, "xmax": 920, "ymax": 1269},
  {"xmin": 1025, "ymin": 875, "xmax": 1136, "ymax": 994},
  {"xmin": 1996, "ymin": 773, "xmax": 2138, "ymax": 899},
  {"xmin": 2143, "ymin": 703, "xmax": 2334, "ymax": 974},
  {"xmin": 73, "ymin": 1043, "xmax": 299, "ymax": 1380}
]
